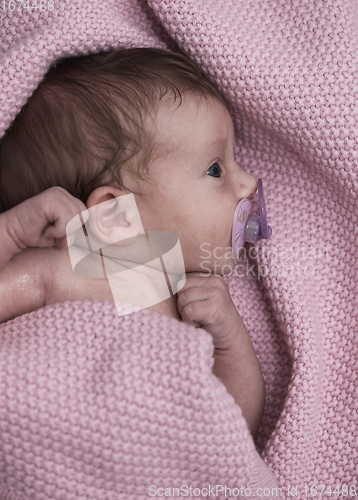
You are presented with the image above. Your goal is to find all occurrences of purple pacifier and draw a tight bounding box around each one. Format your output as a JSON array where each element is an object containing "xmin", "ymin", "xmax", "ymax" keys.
[{"xmin": 232, "ymin": 178, "xmax": 272, "ymax": 264}]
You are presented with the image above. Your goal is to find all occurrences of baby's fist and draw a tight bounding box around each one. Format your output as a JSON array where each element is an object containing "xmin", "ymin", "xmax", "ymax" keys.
[
  {"xmin": 3, "ymin": 187, "xmax": 88, "ymax": 252},
  {"xmin": 177, "ymin": 272, "xmax": 246, "ymax": 351}
]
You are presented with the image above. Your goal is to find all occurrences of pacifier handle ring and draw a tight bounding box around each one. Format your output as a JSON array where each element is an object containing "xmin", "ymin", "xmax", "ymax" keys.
[{"xmin": 258, "ymin": 178, "xmax": 272, "ymax": 239}]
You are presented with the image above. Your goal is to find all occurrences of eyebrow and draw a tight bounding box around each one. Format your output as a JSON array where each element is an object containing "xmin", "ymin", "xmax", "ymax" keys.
[
  {"xmin": 204, "ymin": 134, "xmax": 234, "ymax": 156},
  {"xmin": 208, "ymin": 137, "xmax": 228, "ymax": 147}
]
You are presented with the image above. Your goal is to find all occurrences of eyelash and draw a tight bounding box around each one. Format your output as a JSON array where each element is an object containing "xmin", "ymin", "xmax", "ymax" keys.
[{"xmin": 206, "ymin": 162, "xmax": 222, "ymax": 178}]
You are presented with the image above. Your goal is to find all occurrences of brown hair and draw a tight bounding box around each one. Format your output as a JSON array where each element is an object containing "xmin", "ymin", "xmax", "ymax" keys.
[{"xmin": 0, "ymin": 47, "xmax": 227, "ymax": 213}]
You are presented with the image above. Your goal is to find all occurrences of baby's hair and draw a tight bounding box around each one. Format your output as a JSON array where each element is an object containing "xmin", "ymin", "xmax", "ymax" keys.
[{"xmin": 0, "ymin": 47, "xmax": 227, "ymax": 213}]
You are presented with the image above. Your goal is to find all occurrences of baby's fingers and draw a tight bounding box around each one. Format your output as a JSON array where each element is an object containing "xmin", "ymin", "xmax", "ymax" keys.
[
  {"xmin": 52, "ymin": 232, "xmax": 76, "ymax": 250},
  {"xmin": 180, "ymin": 299, "xmax": 209, "ymax": 329},
  {"xmin": 44, "ymin": 209, "xmax": 88, "ymax": 240},
  {"xmin": 177, "ymin": 286, "xmax": 209, "ymax": 328},
  {"xmin": 42, "ymin": 188, "xmax": 89, "ymax": 246}
]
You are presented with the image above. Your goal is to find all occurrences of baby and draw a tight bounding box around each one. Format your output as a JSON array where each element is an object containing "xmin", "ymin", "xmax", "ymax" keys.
[{"xmin": 0, "ymin": 47, "xmax": 265, "ymax": 438}]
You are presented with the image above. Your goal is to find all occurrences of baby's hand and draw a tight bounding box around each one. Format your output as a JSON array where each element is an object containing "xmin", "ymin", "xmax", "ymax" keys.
[
  {"xmin": 177, "ymin": 272, "xmax": 246, "ymax": 351},
  {"xmin": 3, "ymin": 187, "xmax": 88, "ymax": 253}
]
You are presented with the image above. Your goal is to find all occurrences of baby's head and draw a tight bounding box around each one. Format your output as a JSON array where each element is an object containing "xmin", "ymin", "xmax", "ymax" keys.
[{"xmin": 0, "ymin": 47, "xmax": 257, "ymax": 276}]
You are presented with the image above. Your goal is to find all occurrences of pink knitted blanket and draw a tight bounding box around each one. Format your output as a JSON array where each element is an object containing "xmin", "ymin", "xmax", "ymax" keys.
[
  {"xmin": 1, "ymin": 0, "xmax": 358, "ymax": 498},
  {"xmin": 0, "ymin": 301, "xmax": 279, "ymax": 499}
]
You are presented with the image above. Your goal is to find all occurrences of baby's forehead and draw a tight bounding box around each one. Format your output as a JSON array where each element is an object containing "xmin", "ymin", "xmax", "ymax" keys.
[
  {"xmin": 153, "ymin": 93, "xmax": 232, "ymax": 145},
  {"xmin": 147, "ymin": 93, "xmax": 234, "ymax": 169}
]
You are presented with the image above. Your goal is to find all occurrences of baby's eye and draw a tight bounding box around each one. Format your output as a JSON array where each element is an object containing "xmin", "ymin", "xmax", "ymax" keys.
[{"xmin": 206, "ymin": 162, "xmax": 222, "ymax": 178}]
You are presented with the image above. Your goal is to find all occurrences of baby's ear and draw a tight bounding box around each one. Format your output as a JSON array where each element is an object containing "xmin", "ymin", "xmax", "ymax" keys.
[{"xmin": 85, "ymin": 192, "xmax": 145, "ymax": 247}]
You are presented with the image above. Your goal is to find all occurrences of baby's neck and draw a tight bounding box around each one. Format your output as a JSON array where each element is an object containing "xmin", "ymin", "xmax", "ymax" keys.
[{"xmin": 70, "ymin": 244, "xmax": 183, "ymax": 321}]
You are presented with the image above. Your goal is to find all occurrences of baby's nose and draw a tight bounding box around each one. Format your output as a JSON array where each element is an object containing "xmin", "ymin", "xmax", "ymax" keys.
[{"xmin": 238, "ymin": 172, "xmax": 258, "ymax": 200}]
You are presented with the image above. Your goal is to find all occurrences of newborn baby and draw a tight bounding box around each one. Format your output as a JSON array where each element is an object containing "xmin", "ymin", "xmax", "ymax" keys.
[{"xmin": 0, "ymin": 47, "xmax": 265, "ymax": 437}]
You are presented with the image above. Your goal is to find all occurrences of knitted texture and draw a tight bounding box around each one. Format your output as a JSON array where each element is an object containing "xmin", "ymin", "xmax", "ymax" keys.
[
  {"xmin": 1, "ymin": 0, "xmax": 358, "ymax": 497},
  {"xmin": 0, "ymin": 301, "xmax": 279, "ymax": 499}
]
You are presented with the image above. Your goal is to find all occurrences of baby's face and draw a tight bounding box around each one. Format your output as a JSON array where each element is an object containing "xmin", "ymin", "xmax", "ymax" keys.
[{"xmin": 126, "ymin": 94, "xmax": 257, "ymax": 276}]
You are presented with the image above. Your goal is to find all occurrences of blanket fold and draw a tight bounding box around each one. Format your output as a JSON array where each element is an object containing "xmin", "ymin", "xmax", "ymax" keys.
[{"xmin": 1, "ymin": 0, "xmax": 358, "ymax": 497}]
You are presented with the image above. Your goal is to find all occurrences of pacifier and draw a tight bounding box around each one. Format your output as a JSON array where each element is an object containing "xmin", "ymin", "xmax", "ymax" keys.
[{"xmin": 232, "ymin": 178, "xmax": 272, "ymax": 264}]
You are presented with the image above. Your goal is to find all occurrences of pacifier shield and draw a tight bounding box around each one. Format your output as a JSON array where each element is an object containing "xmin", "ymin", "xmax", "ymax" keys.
[{"xmin": 232, "ymin": 198, "xmax": 251, "ymax": 264}]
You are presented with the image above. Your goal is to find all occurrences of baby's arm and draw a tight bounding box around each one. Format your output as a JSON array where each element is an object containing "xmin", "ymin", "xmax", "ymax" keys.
[
  {"xmin": 211, "ymin": 317, "xmax": 266, "ymax": 439},
  {"xmin": 177, "ymin": 273, "xmax": 265, "ymax": 438},
  {"xmin": 0, "ymin": 213, "xmax": 45, "ymax": 323},
  {"xmin": 0, "ymin": 244, "xmax": 114, "ymax": 324},
  {"xmin": 0, "ymin": 187, "xmax": 88, "ymax": 323},
  {"xmin": 0, "ymin": 247, "xmax": 48, "ymax": 324}
]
